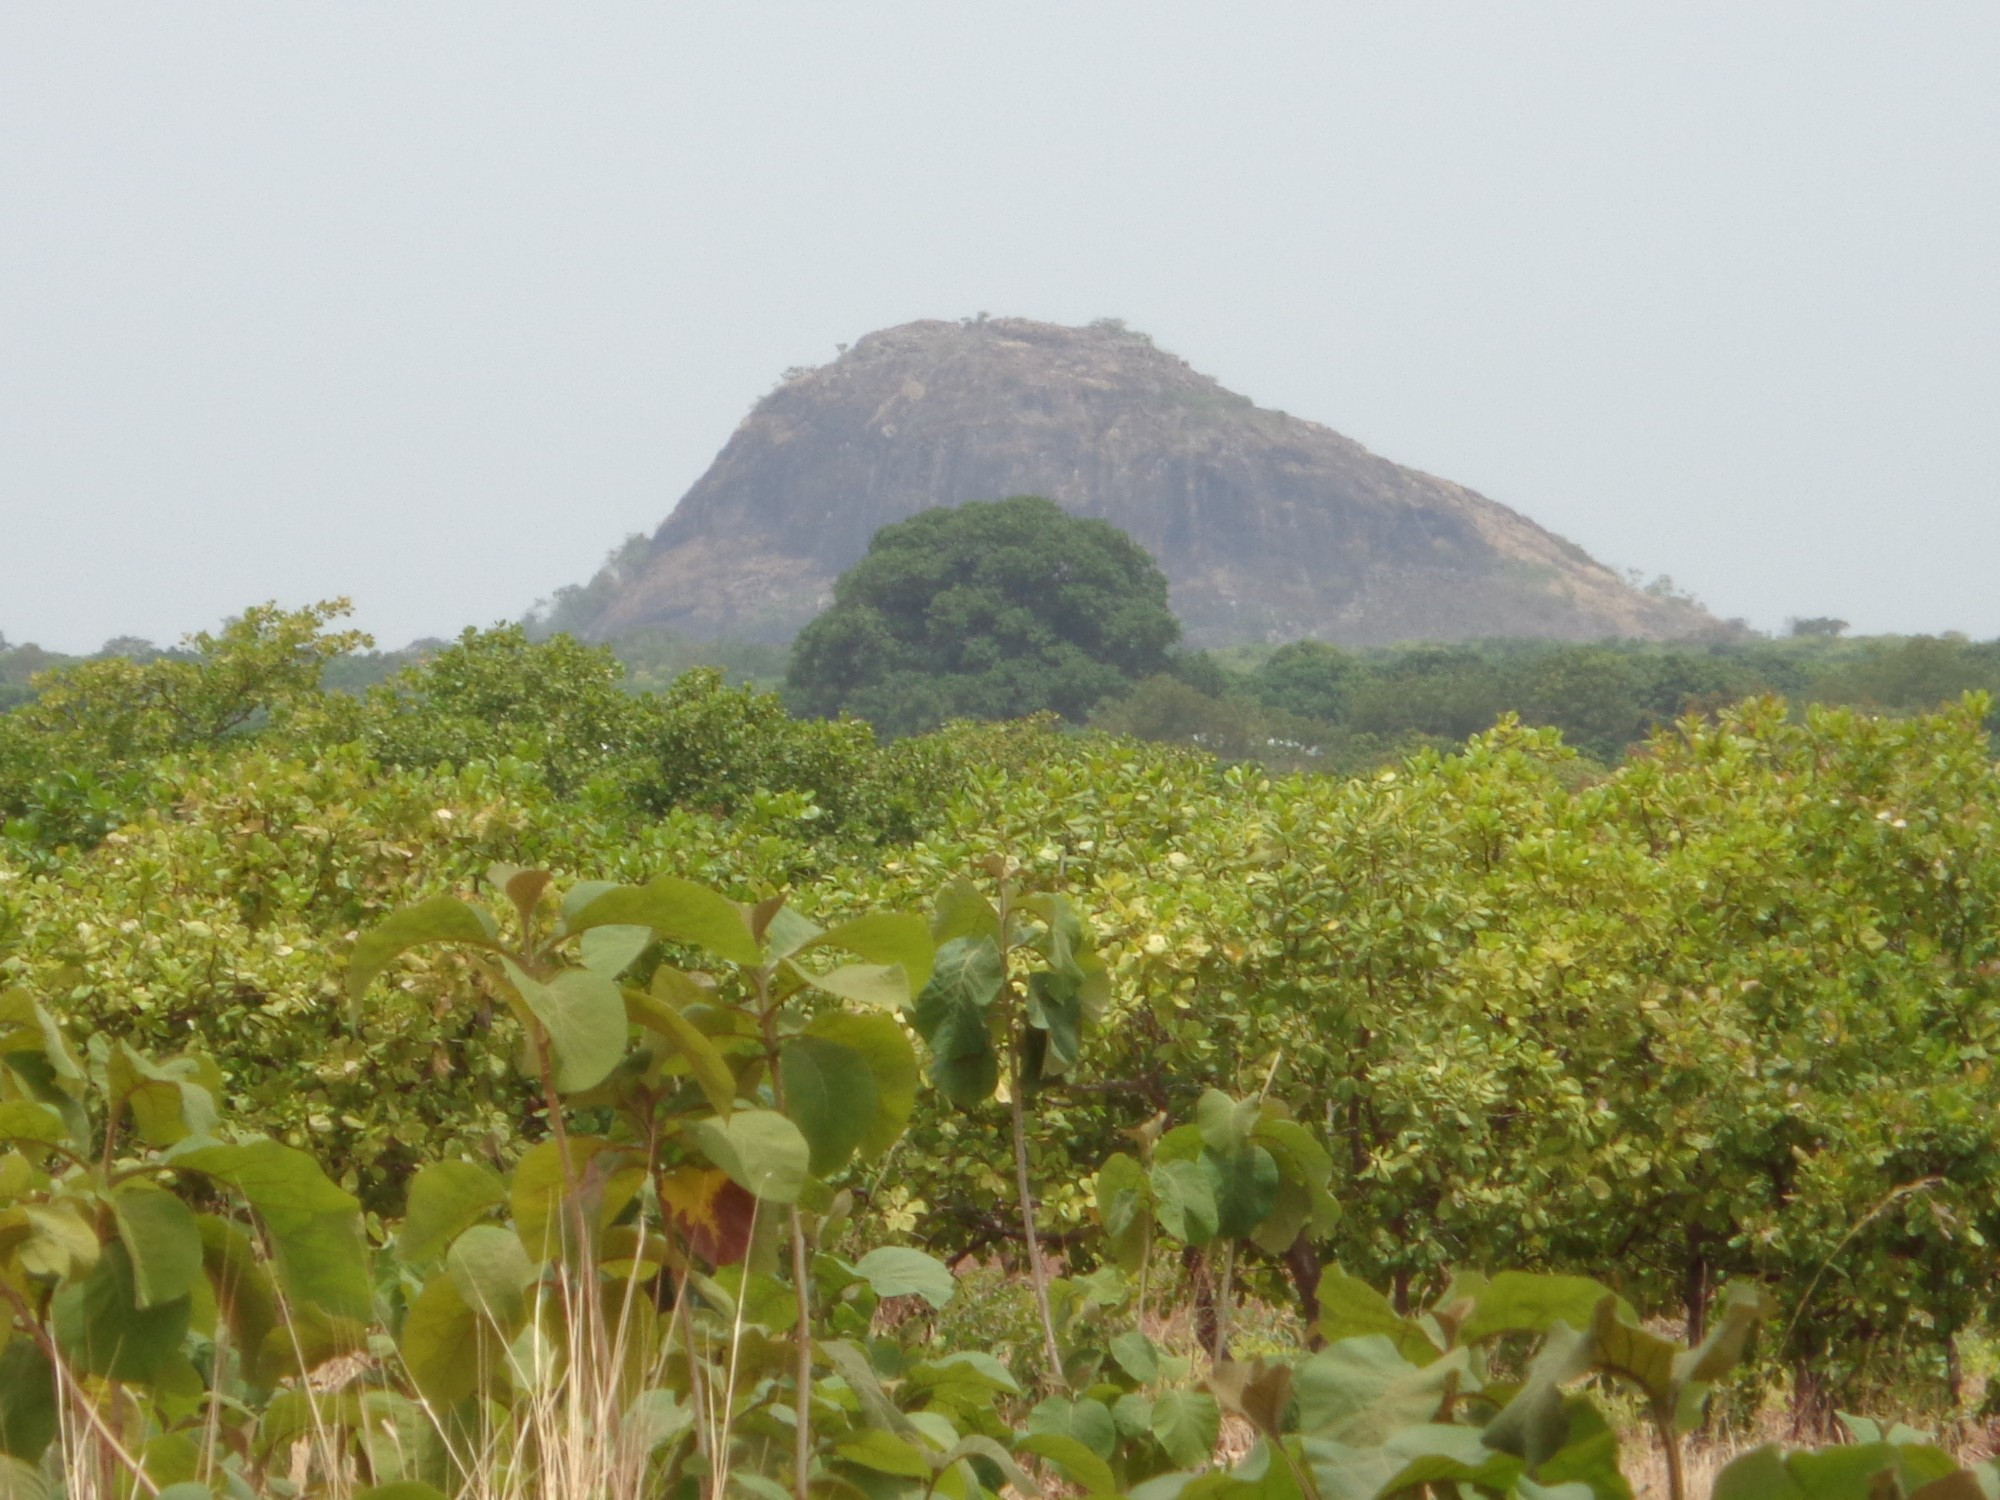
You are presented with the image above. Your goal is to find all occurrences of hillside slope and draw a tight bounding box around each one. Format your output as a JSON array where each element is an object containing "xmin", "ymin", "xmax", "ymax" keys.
[{"xmin": 582, "ymin": 318, "xmax": 1717, "ymax": 648}]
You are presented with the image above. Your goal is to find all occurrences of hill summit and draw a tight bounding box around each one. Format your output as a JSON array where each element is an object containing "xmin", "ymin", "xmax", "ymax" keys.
[{"xmin": 577, "ymin": 317, "xmax": 1717, "ymax": 648}]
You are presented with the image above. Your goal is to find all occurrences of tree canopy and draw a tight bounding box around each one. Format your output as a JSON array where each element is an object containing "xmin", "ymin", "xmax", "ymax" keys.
[{"xmin": 784, "ymin": 495, "xmax": 1181, "ymax": 735}]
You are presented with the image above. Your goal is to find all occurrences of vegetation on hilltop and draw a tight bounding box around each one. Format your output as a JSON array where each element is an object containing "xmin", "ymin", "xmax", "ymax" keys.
[{"xmin": 785, "ymin": 497, "xmax": 1182, "ymax": 736}]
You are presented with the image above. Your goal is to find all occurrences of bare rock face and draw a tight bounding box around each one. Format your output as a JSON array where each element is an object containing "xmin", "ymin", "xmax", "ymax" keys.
[{"xmin": 582, "ymin": 318, "xmax": 1716, "ymax": 647}]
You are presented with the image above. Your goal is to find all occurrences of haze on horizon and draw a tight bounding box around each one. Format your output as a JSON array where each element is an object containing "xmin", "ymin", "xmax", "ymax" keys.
[{"xmin": 3, "ymin": 5, "xmax": 1996, "ymax": 655}]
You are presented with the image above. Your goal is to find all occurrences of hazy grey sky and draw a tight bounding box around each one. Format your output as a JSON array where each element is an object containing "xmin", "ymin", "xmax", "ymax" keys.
[{"xmin": 4, "ymin": 4, "xmax": 1996, "ymax": 653}]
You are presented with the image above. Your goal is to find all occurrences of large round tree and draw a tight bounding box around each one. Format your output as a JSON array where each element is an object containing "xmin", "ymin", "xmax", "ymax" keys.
[{"xmin": 785, "ymin": 496, "xmax": 1181, "ymax": 735}]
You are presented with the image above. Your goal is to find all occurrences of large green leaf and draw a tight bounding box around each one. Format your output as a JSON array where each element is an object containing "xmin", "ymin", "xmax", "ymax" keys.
[
  {"xmin": 498, "ymin": 959, "xmax": 627, "ymax": 1093},
  {"xmin": 629, "ymin": 973, "xmax": 738, "ymax": 1115},
  {"xmin": 1017, "ymin": 1433, "xmax": 1116, "ymax": 1495},
  {"xmin": 930, "ymin": 876, "xmax": 998, "ymax": 947},
  {"xmin": 810, "ymin": 912, "xmax": 936, "ymax": 996},
  {"xmin": 0, "ymin": 1101, "xmax": 66, "ymax": 1150},
  {"xmin": 566, "ymin": 876, "xmax": 760, "ymax": 966},
  {"xmin": 0, "ymin": 1341, "xmax": 55, "ymax": 1462},
  {"xmin": 0, "ymin": 1454, "xmax": 46, "ymax": 1500},
  {"xmin": 510, "ymin": 1136, "xmax": 642, "ymax": 1259},
  {"xmin": 346, "ymin": 894, "xmax": 498, "ymax": 1007},
  {"xmin": 107, "ymin": 1044, "xmax": 216, "ymax": 1149},
  {"xmin": 1150, "ymin": 1157, "xmax": 1220, "ymax": 1247},
  {"xmin": 853, "ymin": 1246, "xmax": 955, "ymax": 1309},
  {"xmin": 1459, "ymin": 1273, "xmax": 1625, "ymax": 1344},
  {"xmin": 111, "ymin": 1183, "xmax": 203, "ymax": 1310},
  {"xmin": 53, "ymin": 1241, "xmax": 191, "ymax": 1382},
  {"xmin": 912, "ymin": 935, "xmax": 1004, "ymax": 1107},
  {"xmin": 1095, "ymin": 1152, "xmax": 1152, "ymax": 1273},
  {"xmin": 1713, "ymin": 1441, "xmax": 1969, "ymax": 1500},
  {"xmin": 806, "ymin": 1011, "xmax": 918, "ymax": 1159},
  {"xmin": 800, "ymin": 962, "xmax": 913, "ymax": 1010},
  {"xmin": 1025, "ymin": 972, "xmax": 1085, "ymax": 1077},
  {"xmin": 688, "ymin": 1109, "xmax": 810, "ymax": 1204},
  {"xmin": 1195, "ymin": 1090, "xmax": 1261, "ymax": 1155},
  {"xmin": 398, "ymin": 1159, "xmax": 508, "ymax": 1266},
  {"xmin": 445, "ymin": 1224, "xmax": 538, "ymax": 1330},
  {"xmin": 837, "ymin": 1428, "xmax": 934, "ymax": 1479},
  {"xmin": 1314, "ymin": 1270, "xmax": 1437, "ymax": 1365},
  {"xmin": 780, "ymin": 1035, "xmax": 877, "ymax": 1175},
  {"xmin": 197, "ymin": 1215, "xmax": 281, "ymax": 1388},
  {"xmin": 1110, "ymin": 1329, "xmax": 1161, "ymax": 1384},
  {"xmin": 398, "ymin": 1274, "xmax": 488, "ymax": 1406},
  {"xmin": 1674, "ymin": 1282, "xmax": 1769, "ymax": 1384},
  {"xmin": 17, "ymin": 1202, "xmax": 97, "ymax": 1281},
  {"xmin": 1209, "ymin": 1144, "xmax": 1280, "ymax": 1240},
  {"xmin": 170, "ymin": 1137, "xmax": 370, "ymax": 1321},
  {"xmin": 1027, "ymin": 1395, "xmax": 1118, "ymax": 1460},
  {"xmin": 579, "ymin": 923, "xmax": 652, "ymax": 979},
  {"xmin": 1294, "ymin": 1337, "xmax": 1466, "ymax": 1445},
  {"xmin": 1150, "ymin": 1389, "xmax": 1222, "ymax": 1469}
]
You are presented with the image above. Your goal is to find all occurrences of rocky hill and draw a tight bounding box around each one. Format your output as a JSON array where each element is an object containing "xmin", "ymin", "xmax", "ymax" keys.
[{"xmin": 577, "ymin": 317, "xmax": 1718, "ymax": 648}]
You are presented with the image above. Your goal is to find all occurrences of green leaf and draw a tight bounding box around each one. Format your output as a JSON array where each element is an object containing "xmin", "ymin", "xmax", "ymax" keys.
[
  {"xmin": 854, "ymin": 1246, "xmax": 955, "ymax": 1309},
  {"xmin": 446, "ymin": 1224, "xmax": 538, "ymax": 1330},
  {"xmin": 1589, "ymin": 1296, "xmax": 1677, "ymax": 1405},
  {"xmin": 688, "ymin": 1110, "xmax": 810, "ymax": 1204},
  {"xmin": 347, "ymin": 894, "xmax": 498, "ymax": 1007},
  {"xmin": 1460, "ymin": 1273, "xmax": 1625, "ymax": 1343},
  {"xmin": 398, "ymin": 1274, "xmax": 488, "ymax": 1406},
  {"xmin": 196, "ymin": 1215, "xmax": 280, "ymax": 1389},
  {"xmin": 1111, "ymin": 1329, "xmax": 1161, "ymax": 1384},
  {"xmin": 911, "ymin": 936, "xmax": 1004, "ymax": 1107},
  {"xmin": 398, "ymin": 1159, "xmax": 508, "ymax": 1266},
  {"xmin": 1315, "ymin": 1270, "xmax": 1437, "ymax": 1365},
  {"xmin": 628, "ymin": 974, "xmax": 739, "ymax": 1115},
  {"xmin": 53, "ymin": 1240, "xmax": 191, "ymax": 1381},
  {"xmin": 18, "ymin": 1202, "xmax": 98, "ymax": 1281},
  {"xmin": 0, "ymin": 1340, "xmax": 56, "ymax": 1462},
  {"xmin": 579, "ymin": 923, "xmax": 652, "ymax": 979},
  {"xmin": 1251, "ymin": 1118, "xmax": 1333, "ymax": 1192},
  {"xmin": 1209, "ymin": 1144, "xmax": 1280, "ymax": 1240},
  {"xmin": 837, "ymin": 1428, "xmax": 934, "ymax": 1479},
  {"xmin": 810, "ymin": 912, "xmax": 936, "ymax": 997},
  {"xmin": 818, "ymin": 1337, "xmax": 918, "ymax": 1436},
  {"xmin": 931, "ymin": 876, "xmax": 998, "ymax": 947},
  {"xmin": 1294, "ymin": 1337, "xmax": 1467, "ymax": 1445},
  {"xmin": 566, "ymin": 876, "xmax": 760, "ymax": 966},
  {"xmin": 107, "ymin": 1044, "xmax": 216, "ymax": 1149},
  {"xmin": 1017, "ymin": 1433, "xmax": 1116, "ymax": 1495},
  {"xmin": 1674, "ymin": 1282, "xmax": 1769, "ymax": 1385},
  {"xmin": 499, "ymin": 959, "xmax": 628, "ymax": 1094},
  {"xmin": 355, "ymin": 1485, "xmax": 452, "ymax": 1500},
  {"xmin": 0, "ymin": 1101, "xmax": 65, "ymax": 1150},
  {"xmin": 1095, "ymin": 1152, "xmax": 1153, "ymax": 1273},
  {"xmin": 800, "ymin": 962, "xmax": 914, "ymax": 1010},
  {"xmin": 1196, "ymin": 1090, "xmax": 1261, "ymax": 1155},
  {"xmin": 509, "ymin": 1136, "xmax": 642, "ymax": 1259},
  {"xmin": 780, "ymin": 1035, "xmax": 877, "ymax": 1175},
  {"xmin": 806, "ymin": 1011, "xmax": 918, "ymax": 1159},
  {"xmin": 0, "ymin": 1454, "xmax": 48, "ymax": 1500},
  {"xmin": 1025, "ymin": 972, "xmax": 1085, "ymax": 1076},
  {"xmin": 1027, "ymin": 1395, "xmax": 1118, "ymax": 1460},
  {"xmin": 111, "ymin": 1183, "xmax": 203, "ymax": 1310},
  {"xmin": 1150, "ymin": 1157, "xmax": 1220, "ymax": 1247},
  {"xmin": 170, "ymin": 1137, "xmax": 370, "ymax": 1321},
  {"xmin": 1149, "ymin": 1389, "xmax": 1222, "ymax": 1469}
]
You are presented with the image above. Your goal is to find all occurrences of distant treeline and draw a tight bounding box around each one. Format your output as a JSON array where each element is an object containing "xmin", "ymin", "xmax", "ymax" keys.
[
  {"xmin": 1102, "ymin": 630, "xmax": 2000, "ymax": 770},
  {"xmin": 8, "ymin": 623, "xmax": 1999, "ymax": 772}
]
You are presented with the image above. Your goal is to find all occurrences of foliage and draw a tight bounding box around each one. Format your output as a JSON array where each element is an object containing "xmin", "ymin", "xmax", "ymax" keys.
[
  {"xmin": 786, "ymin": 497, "xmax": 1182, "ymax": 736},
  {"xmin": 0, "ymin": 602, "xmax": 370, "ymax": 823},
  {"xmin": 345, "ymin": 625, "xmax": 643, "ymax": 798}
]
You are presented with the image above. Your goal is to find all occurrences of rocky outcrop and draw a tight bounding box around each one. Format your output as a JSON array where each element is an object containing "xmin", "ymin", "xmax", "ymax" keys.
[{"xmin": 579, "ymin": 318, "xmax": 1716, "ymax": 647}]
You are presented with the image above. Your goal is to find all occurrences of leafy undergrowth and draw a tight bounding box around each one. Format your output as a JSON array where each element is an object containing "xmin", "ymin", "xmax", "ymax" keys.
[{"xmin": 4, "ymin": 864, "xmax": 1997, "ymax": 1500}]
